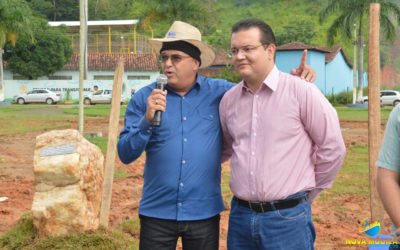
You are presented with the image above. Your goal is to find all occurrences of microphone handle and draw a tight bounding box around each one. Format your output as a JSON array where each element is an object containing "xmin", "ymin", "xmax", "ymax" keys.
[{"xmin": 153, "ymin": 110, "xmax": 162, "ymax": 127}]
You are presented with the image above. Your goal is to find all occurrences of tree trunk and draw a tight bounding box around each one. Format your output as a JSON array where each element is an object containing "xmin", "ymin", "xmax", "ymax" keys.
[
  {"xmin": 357, "ymin": 16, "xmax": 364, "ymax": 103},
  {"xmin": 0, "ymin": 48, "xmax": 4, "ymax": 102}
]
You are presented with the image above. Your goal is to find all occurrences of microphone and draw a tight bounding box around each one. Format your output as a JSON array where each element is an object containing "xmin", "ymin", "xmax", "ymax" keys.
[{"xmin": 152, "ymin": 74, "xmax": 168, "ymax": 127}]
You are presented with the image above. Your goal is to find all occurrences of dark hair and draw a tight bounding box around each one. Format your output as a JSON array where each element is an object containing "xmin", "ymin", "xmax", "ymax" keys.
[{"xmin": 231, "ymin": 18, "xmax": 275, "ymax": 45}]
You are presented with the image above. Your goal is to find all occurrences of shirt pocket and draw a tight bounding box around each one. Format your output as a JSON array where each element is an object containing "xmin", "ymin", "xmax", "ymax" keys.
[{"xmin": 197, "ymin": 107, "xmax": 220, "ymax": 134}]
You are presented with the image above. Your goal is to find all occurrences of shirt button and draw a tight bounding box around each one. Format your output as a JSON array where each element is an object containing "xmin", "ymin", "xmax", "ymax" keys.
[
  {"xmin": 254, "ymin": 113, "xmax": 258, "ymax": 117},
  {"xmin": 251, "ymin": 191, "xmax": 255, "ymax": 195},
  {"xmin": 253, "ymin": 132, "xmax": 256, "ymax": 136},
  {"xmin": 250, "ymin": 171, "xmax": 254, "ymax": 175},
  {"xmin": 184, "ymin": 138, "xmax": 187, "ymax": 142},
  {"xmin": 180, "ymin": 183, "xmax": 184, "ymax": 187},
  {"xmin": 183, "ymin": 117, "xmax": 187, "ymax": 120},
  {"xmin": 178, "ymin": 203, "xmax": 182, "ymax": 206},
  {"xmin": 182, "ymin": 96, "xmax": 185, "ymax": 99},
  {"xmin": 251, "ymin": 152, "xmax": 255, "ymax": 156},
  {"xmin": 149, "ymin": 127, "xmax": 153, "ymax": 130},
  {"xmin": 182, "ymin": 160, "xmax": 186, "ymax": 164},
  {"xmin": 256, "ymin": 95, "xmax": 259, "ymax": 98},
  {"xmin": 146, "ymin": 130, "xmax": 150, "ymax": 133}
]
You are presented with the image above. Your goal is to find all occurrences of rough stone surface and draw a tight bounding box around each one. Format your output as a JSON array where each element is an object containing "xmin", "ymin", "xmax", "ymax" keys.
[{"xmin": 32, "ymin": 129, "xmax": 104, "ymax": 237}]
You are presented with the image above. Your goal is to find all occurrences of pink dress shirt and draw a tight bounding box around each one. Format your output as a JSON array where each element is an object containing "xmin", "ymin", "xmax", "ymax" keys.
[{"xmin": 219, "ymin": 66, "xmax": 346, "ymax": 201}]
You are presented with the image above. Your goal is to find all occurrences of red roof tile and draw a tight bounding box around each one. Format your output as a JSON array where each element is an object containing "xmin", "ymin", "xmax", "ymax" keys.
[
  {"xmin": 63, "ymin": 53, "xmax": 159, "ymax": 71},
  {"xmin": 277, "ymin": 42, "xmax": 331, "ymax": 53}
]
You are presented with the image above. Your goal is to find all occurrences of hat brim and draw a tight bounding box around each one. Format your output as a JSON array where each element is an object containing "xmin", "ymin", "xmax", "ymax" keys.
[{"xmin": 149, "ymin": 38, "xmax": 216, "ymax": 68}]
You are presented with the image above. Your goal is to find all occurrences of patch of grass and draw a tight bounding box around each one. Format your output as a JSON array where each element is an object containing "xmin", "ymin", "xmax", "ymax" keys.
[
  {"xmin": 85, "ymin": 136, "xmax": 108, "ymax": 154},
  {"xmin": 114, "ymin": 169, "xmax": 139, "ymax": 179},
  {"xmin": 317, "ymin": 144, "xmax": 369, "ymax": 203},
  {"xmin": 335, "ymin": 107, "xmax": 393, "ymax": 123},
  {"xmin": 221, "ymin": 170, "xmax": 233, "ymax": 204},
  {"xmin": 62, "ymin": 105, "xmax": 127, "ymax": 117},
  {"xmin": 121, "ymin": 218, "xmax": 140, "ymax": 239},
  {"xmin": 0, "ymin": 213, "xmax": 138, "ymax": 250},
  {"xmin": 0, "ymin": 105, "xmax": 74, "ymax": 135},
  {"xmin": 0, "ymin": 212, "xmax": 35, "ymax": 249}
]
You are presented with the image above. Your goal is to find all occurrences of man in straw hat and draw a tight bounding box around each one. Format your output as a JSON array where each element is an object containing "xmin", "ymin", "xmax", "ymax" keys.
[
  {"xmin": 117, "ymin": 20, "xmax": 315, "ymax": 250},
  {"xmin": 220, "ymin": 18, "xmax": 345, "ymax": 249}
]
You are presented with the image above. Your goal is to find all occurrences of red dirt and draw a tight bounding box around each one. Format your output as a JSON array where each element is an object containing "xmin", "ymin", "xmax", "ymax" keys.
[{"xmin": 0, "ymin": 109, "xmax": 394, "ymax": 249}]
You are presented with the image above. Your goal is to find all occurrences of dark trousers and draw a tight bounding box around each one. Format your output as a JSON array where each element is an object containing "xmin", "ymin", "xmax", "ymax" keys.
[{"xmin": 139, "ymin": 214, "xmax": 220, "ymax": 250}]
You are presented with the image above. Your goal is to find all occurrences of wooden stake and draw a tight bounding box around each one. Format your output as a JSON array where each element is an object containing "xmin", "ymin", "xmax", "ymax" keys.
[
  {"xmin": 368, "ymin": 3, "xmax": 384, "ymax": 225},
  {"xmin": 99, "ymin": 59, "xmax": 124, "ymax": 227}
]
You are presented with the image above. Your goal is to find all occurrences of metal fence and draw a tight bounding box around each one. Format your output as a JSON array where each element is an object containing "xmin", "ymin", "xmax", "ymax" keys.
[{"xmin": 70, "ymin": 33, "xmax": 154, "ymax": 54}]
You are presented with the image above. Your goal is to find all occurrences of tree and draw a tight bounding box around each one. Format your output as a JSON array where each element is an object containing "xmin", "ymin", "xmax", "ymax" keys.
[
  {"xmin": 27, "ymin": 0, "xmax": 79, "ymax": 21},
  {"xmin": 0, "ymin": 0, "xmax": 34, "ymax": 101},
  {"xmin": 320, "ymin": 0, "xmax": 400, "ymax": 103},
  {"xmin": 3, "ymin": 18, "xmax": 73, "ymax": 79},
  {"xmin": 275, "ymin": 18, "xmax": 317, "ymax": 46}
]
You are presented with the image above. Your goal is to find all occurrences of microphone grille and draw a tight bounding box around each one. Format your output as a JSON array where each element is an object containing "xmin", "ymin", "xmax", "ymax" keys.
[{"xmin": 156, "ymin": 74, "xmax": 168, "ymax": 85}]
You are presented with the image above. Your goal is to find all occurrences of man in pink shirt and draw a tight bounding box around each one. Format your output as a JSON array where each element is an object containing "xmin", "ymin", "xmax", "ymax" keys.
[{"xmin": 219, "ymin": 18, "xmax": 346, "ymax": 249}]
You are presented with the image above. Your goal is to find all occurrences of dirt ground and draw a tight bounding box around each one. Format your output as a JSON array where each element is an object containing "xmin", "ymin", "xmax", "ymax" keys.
[{"xmin": 0, "ymin": 106, "xmax": 394, "ymax": 249}]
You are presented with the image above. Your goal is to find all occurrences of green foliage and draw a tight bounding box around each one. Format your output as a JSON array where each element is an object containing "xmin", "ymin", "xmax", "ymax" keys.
[
  {"xmin": 212, "ymin": 65, "xmax": 242, "ymax": 84},
  {"xmin": 3, "ymin": 17, "xmax": 73, "ymax": 79},
  {"xmin": 0, "ymin": 0, "xmax": 34, "ymax": 48},
  {"xmin": 27, "ymin": 0, "xmax": 79, "ymax": 21},
  {"xmin": 275, "ymin": 17, "xmax": 317, "ymax": 46}
]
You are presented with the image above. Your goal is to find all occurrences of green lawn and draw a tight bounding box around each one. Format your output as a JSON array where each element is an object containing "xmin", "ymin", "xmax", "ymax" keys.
[
  {"xmin": 62, "ymin": 105, "xmax": 127, "ymax": 117},
  {"xmin": 335, "ymin": 106, "xmax": 393, "ymax": 123}
]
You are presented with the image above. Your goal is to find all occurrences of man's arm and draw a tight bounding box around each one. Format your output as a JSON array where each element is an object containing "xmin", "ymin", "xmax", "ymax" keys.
[
  {"xmin": 377, "ymin": 167, "xmax": 400, "ymax": 237},
  {"xmin": 300, "ymin": 83, "xmax": 346, "ymax": 200},
  {"xmin": 117, "ymin": 88, "xmax": 165, "ymax": 164},
  {"xmin": 219, "ymin": 93, "xmax": 233, "ymax": 163},
  {"xmin": 290, "ymin": 50, "xmax": 316, "ymax": 82}
]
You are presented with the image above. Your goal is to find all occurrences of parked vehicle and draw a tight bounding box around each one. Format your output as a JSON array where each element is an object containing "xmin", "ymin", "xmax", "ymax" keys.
[
  {"xmin": 362, "ymin": 90, "xmax": 400, "ymax": 106},
  {"xmin": 84, "ymin": 89, "xmax": 126, "ymax": 105},
  {"xmin": 13, "ymin": 89, "xmax": 61, "ymax": 105}
]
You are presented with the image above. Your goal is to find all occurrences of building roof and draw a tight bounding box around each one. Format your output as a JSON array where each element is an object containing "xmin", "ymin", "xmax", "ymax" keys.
[
  {"xmin": 277, "ymin": 42, "xmax": 331, "ymax": 53},
  {"xmin": 49, "ymin": 20, "xmax": 139, "ymax": 32},
  {"xmin": 324, "ymin": 46, "xmax": 353, "ymax": 68},
  {"xmin": 63, "ymin": 53, "xmax": 159, "ymax": 71}
]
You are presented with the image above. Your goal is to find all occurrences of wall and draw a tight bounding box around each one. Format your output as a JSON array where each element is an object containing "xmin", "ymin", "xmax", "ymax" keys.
[
  {"xmin": 276, "ymin": 50, "xmax": 327, "ymax": 94},
  {"xmin": 325, "ymin": 51, "xmax": 353, "ymax": 95},
  {"xmin": 3, "ymin": 70, "xmax": 159, "ymax": 100}
]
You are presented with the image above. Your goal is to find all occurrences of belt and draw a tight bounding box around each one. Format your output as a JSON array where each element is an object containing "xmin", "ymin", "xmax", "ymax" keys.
[{"xmin": 235, "ymin": 195, "xmax": 307, "ymax": 213}]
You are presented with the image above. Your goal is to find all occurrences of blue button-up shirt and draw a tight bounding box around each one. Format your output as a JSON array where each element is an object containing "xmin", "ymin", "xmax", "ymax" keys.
[{"xmin": 118, "ymin": 75, "xmax": 234, "ymax": 221}]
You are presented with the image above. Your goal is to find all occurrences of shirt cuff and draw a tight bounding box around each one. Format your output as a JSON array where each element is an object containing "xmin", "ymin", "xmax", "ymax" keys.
[
  {"xmin": 138, "ymin": 116, "xmax": 152, "ymax": 133},
  {"xmin": 308, "ymin": 188, "xmax": 323, "ymax": 201}
]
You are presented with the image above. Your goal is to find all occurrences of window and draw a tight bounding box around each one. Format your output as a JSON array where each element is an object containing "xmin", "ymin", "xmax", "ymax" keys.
[
  {"xmin": 48, "ymin": 75, "xmax": 72, "ymax": 80},
  {"xmin": 94, "ymin": 75, "xmax": 114, "ymax": 80},
  {"xmin": 128, "ymin": 75, "xmax": 150, "ymax": 80}
]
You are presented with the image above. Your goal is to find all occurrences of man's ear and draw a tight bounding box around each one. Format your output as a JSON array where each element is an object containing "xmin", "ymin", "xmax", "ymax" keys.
[
  {"xmin": 267, "ymin": 44, "xmax": 276, "ymax": 60},
  {"xmin": 193, "ymin": 59, "xmax": 200, "ymax": 71}
]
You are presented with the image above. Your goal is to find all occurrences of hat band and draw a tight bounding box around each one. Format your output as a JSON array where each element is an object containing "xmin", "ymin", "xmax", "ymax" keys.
[{"xmin": 160, "ymin": 41, "xmax": 201, "ymax": 66}]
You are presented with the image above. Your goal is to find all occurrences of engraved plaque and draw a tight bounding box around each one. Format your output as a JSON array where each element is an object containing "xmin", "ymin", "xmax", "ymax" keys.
[{"xmin": 40, "ymin": 144, "xmax": 76, "ymax": 157}]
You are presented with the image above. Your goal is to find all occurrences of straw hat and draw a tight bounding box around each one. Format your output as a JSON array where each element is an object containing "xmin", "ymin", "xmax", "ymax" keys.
[{"xmin": 148, "ymin": 21, "xmax": 216, "ymax": 68}]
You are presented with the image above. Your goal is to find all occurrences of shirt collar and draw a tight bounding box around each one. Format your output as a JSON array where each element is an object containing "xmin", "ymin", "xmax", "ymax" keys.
[{"xmin": 240, "ymin": 65, "xmax": 279, "ymax": 92}]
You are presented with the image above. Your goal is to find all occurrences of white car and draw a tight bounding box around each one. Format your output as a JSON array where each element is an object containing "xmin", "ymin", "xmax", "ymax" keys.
[
  {"xmin": 363, "ymin": 90, "xmax": 400, "ymax": 106},
  {"xmin": 84, "ymin": 90, "xmax": 126, "ymax": 105},
  {"xmin": 13, "ymin": 89, "xmax": 61, "ymax": 105}
]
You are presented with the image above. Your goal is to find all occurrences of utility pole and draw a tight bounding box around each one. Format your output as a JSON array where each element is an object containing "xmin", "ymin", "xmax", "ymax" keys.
[
  {"xmin": 353, "ymin": 23, "xmax": 357, "ymax": 104},
  {"xmin": 368, "ymin": 3, "xmax": 384, "ymax": 227}
]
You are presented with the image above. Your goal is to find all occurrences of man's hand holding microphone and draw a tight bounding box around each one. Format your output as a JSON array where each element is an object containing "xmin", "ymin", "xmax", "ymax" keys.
[{"xmin": 146, "ymin": 74, "xmax": 168, "ymax": 126}]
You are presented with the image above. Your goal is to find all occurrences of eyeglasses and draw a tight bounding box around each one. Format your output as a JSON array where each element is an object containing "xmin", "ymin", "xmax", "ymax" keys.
[
  {"xmin": 228, "ymin": 44, "xmax": 269, "ymax": 58},
  {"xmin": 158, "ymin": 54, "xmax": 192, "ymax": 63}
]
